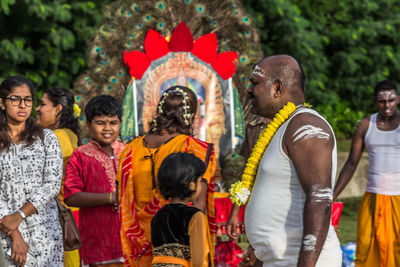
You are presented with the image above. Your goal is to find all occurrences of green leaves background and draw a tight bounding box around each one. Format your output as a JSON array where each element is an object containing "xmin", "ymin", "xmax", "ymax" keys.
[
  {"xmin": 1, "ymin": 0, "xmax": 400, "ymax": 137},
  {"xmin": 0, "ymin": 0, "xmax": 108, "ymax": 95}
]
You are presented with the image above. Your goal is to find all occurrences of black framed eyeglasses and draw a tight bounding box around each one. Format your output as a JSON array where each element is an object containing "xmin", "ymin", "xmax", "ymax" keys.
[{"xmin": 5, "ymin": 96, "xmax": 34, "ymax": 107}]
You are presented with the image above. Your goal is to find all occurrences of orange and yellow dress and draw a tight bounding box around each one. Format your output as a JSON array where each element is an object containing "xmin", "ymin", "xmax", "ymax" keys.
[
  {"xmin": 117, "ymin": 134, "xmax": 216, "ymax": 267},
  {"xmin": 54, "ymin": 128, "xmax": 80, "ymax": 267},
  {"xmin": 356, "ymin": 193, "xmax": 400, "ymax": 267}
]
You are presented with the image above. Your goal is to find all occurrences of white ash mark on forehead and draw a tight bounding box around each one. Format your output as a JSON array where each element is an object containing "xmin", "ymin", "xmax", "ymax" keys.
[
  {"xmin": 251, "ymin": 65, "xmax": 266, "ymax": 78},
  {"xmin": 377, "ymin": 91, "xmax": 397, "ymax": 99}
]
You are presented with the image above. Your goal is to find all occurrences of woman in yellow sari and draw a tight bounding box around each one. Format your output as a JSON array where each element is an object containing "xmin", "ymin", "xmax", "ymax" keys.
[
  {"xmin": 118, "ymin": 86, "xmax": 216, "ymax": 267},
  {"xmin": 36, "ymin": 87, "xmax": 80, "ymax": 267}
]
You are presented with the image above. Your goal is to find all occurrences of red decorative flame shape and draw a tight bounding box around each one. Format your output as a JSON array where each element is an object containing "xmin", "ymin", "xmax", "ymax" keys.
[
  {"xmin": 211, "ymin": 52, "xmax": 239, "ymax": 80},
  {"xmin": 123, "ymin": 51, "xmax": 150, "ymax": 79},
  {"xmin": 145, "ymin": 29, "xmax": 170, "ymax": 61},
  {"xmin": 168, "ymin": 22, "xmax": 194, "ymax": 52},
  {"xmin": 192, "ymin": 33, "xmax": 218, "ymax": 63},
  {"xmin": 123, "ymin": 22, "xmax": 238, "ymax": 80}
]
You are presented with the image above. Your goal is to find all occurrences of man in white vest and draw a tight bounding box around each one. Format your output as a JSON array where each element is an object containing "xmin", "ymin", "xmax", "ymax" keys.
[
  {"xmin": 227, "ymin": 55, "xmax": 342, "ymax": 267},
  {"xmin": 333, "ymin": 80, "xmax": 400, "ymax": 266}
]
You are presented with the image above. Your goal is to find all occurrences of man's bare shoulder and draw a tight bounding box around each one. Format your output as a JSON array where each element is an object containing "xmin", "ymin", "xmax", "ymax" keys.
[
  {"xmin": 282, "ymin": 111, "xmax": 334, "ymax": 154},
  {"xmin": 350, "ymin": 116, "xmax": 370, "ymax": 140},
  {"xmin": 285, "ymin": 111, "xmax": 334, "ymax": 141},
  {"xmin": 357, "ymin": 116, "xmax": 370, "ymax": 130}
]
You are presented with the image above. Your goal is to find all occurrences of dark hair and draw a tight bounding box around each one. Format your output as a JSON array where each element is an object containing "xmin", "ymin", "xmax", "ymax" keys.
[
  {"xmin": 374, "ymin": 80, "xmax": 398, "ymax": 97},
  {"xmin": 45, "ymin": 87, "xmax": 80, "ymax": 138},
  {"xmin": 84, "ymin": 95, "xmax": 122, "ymax": 123},
  {"xmin": 0, "ymin": 76, "xmax": 43, "ymax": 152},
  {"xmin": 158, "ymin": 152, "xmax": 206, "ymax": 200},
  {"xmin": 149, "ymin": 86, "xmax": 197, "ymax": 135}
]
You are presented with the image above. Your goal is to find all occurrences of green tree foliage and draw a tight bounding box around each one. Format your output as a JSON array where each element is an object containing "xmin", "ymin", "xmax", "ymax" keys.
[
  {"xmin": 0, "ymin": 0, "xmax": 111, "ymax": 94},
  {"xmin": 1, "ymin": 0, "xmax": 400, "ymax": 137},
  {"xmin": 242, "ymin": 0, "xmax": 400, "ymax": 137}
]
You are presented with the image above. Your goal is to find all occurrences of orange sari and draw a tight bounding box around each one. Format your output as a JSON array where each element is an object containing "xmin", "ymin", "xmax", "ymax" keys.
[
  {"xmin": 356, "ymin": 192, "xmax": 400, "ymax": 267},
  {"xmin": 117, "ymin": 135, "xmax": 216, "ymax": 267}
]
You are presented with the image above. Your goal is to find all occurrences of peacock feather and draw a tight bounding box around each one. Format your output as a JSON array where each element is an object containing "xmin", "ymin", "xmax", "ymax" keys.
[{"xmin": 74, "ymin": 0, "xmax": 263, "ymax": 142}]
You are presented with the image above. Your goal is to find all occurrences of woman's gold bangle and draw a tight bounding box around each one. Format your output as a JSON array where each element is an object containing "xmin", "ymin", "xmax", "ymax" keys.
[{"xmin": 109, "ymin": 193, "xmax": 113, "ymax": 204}]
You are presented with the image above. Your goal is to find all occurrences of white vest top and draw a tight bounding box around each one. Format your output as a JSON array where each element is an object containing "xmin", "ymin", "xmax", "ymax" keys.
[
  {"xmin": 365, "ymin": 113, "xmax": 400, "ymax": 195},
  {"xmin": 244, "ymin": 108, "xmax": 341, "ymax": 266}
]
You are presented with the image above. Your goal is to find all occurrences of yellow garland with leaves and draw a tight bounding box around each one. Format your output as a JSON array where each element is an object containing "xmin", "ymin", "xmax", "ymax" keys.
[{"xmin": 229, "ymin": 102, "xmax": 300, "ymax": 206}]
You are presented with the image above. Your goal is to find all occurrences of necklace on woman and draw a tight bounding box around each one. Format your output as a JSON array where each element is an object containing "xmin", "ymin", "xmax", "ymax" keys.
[
  {"xmin": 143, "ymin": 138, "xmax": 161, "ymax": 189},
  {"xmin": 230, "ymin": 102, "xmax": 307, "ymax": 206},
  {"xmin": 143, "ymin": 135, "xmax": 180, "ymax": 189}
]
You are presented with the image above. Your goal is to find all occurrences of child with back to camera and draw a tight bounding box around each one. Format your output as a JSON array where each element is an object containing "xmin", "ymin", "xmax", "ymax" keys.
[{"xmin": 151, "ymin": 152, "xmax": 212, "ymax": 267}]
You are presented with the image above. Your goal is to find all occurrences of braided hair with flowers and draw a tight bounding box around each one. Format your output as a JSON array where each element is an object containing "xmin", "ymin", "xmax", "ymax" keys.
[{"xmin": 149, "ymin": 86, "xmax": 197, "ymax": 135}]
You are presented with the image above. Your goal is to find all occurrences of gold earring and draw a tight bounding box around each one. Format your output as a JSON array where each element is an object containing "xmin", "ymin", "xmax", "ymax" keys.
[{"xmin": 189, "ymin": 181, "xmax": 196, "ymax": 191}]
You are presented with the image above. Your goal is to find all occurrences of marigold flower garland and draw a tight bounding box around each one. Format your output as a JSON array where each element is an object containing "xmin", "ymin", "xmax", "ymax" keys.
[{"xmin": 229, "ymin": 102, "xmax": 297, "ymax": 205}]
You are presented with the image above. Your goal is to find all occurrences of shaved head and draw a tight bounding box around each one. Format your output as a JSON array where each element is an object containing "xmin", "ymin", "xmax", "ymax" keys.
[
  {"xmin": 258, "ymin": 55, "xmax": 306, "ymax": 97},
  {"xmin": 248, "ymin": 55, "xmax": 306, "ymax": 118}
]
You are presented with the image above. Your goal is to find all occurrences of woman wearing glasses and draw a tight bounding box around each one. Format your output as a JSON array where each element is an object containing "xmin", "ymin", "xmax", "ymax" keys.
[{"xmin": 0, "ymin": 76, "xmax": 64, "ymax": 266}]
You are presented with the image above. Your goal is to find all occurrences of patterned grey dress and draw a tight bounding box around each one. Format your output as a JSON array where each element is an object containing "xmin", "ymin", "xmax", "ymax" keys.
[{"xmin": 0, "ymin": 129, "xmax": 64, "ymax": 266}]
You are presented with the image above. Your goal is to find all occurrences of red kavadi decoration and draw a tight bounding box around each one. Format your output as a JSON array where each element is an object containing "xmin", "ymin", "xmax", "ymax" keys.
[
  {"xmin": 168, "ymin": 22, "xmax": 194, "ymax": 52},
  {"xmin": 123, "ymin": 21, "xmax": 238, "ymax": 80},
  {"xmin": 123, "ymin": 50, "xmax": 151, "ymax": 79},
  {"xmin": 144, "ymin": 29, "xmax": 170, "ymax": 61},
  {"xmin": 192, "ymin": 33, "xmax": 218, "ymax": 63}
]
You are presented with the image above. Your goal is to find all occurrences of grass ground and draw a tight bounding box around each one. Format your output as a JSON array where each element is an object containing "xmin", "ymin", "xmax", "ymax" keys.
[
  {"xmin": 336, "ymin": 138, "xmax": 362, "ymax": 246},
  {"xmin": 337, "ymin": 196, "xmax": 362, "ymax": 245},
  {"xmin": 337, "ymin": 138, "xmax": 352, "ymax": 152}
]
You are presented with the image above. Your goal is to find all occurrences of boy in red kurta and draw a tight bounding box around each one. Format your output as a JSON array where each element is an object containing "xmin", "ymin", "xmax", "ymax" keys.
[{"xmin": 64, "ymin": 95, "xmax": 126, "ymax": 266}]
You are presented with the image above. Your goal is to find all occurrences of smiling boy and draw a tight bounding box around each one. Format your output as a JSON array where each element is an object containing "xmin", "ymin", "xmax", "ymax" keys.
[{"xmin": 64, "ymin": 95, "xmax": 126, "ymax": 267}]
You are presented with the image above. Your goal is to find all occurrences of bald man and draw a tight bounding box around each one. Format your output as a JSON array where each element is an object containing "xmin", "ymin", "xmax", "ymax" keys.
[{"xmin": 227, "ymin": 55, "xmax": 342, "ymax": 267}]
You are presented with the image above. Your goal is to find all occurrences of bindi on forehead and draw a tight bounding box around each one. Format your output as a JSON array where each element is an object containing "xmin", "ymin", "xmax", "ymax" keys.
[{"xmin": 251, "ymin": 65, "xmax": 266, "ymax": 79}]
